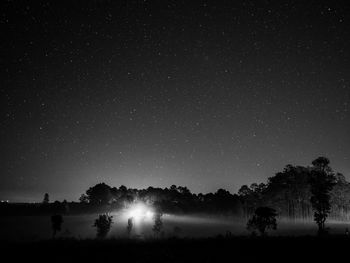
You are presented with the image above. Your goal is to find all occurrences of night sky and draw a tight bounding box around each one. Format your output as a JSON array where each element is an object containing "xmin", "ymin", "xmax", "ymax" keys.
[{"xmin": 2, "ymin": 0, "xmax": 349, "ymax": 202}]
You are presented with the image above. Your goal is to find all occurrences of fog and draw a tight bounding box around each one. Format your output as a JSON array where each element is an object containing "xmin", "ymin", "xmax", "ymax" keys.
[{"xmin": 1, "ymin": 213, "xmax": 349, "ymax": 241}]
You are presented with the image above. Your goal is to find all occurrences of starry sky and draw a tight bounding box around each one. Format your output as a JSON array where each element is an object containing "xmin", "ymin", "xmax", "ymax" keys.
[{"xmin": 2, "ymin": 0, "xmax": 349, "ymax": 202}]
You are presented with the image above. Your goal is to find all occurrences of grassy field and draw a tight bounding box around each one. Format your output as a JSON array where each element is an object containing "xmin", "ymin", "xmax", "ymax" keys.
[
  {"xmin": 1, "ymin": 213, "xmax": 350, "ymax": 241},
  {"xmin": 2, "ymin": 213, "xmax": 350, "ymax": 262}
]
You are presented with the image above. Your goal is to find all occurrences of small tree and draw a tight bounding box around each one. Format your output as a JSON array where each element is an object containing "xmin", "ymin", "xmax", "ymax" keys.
[
  {"xmin": 309, "ymin": 157, "xmax": 336, "ymax": 235},
  {"xmin": 43, "ymin": 193, "xmax": 49, "ymax": 204},
  {"xmin": 93, "ymin": 214, "xmax": 113, "ymax": 239},
  {"xmin": 152, "ymin": 212, "xmax": 163, "ymax": 237},
  {"xmin": 51, "ymin": 214, "xmax": 63, "ymax": 238},
  {"xmin": 126, "ymin": 217, "xmax": 134, "ymax": 237},
  {"xmin": 247, "ymin": 207, "xmax": 277, "ymax": 236}
]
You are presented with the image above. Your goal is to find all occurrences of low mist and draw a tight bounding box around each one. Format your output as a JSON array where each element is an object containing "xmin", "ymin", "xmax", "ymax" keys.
[{"xmin": 1, "ymin": 212, "xmax": 349, "ymax": 242}]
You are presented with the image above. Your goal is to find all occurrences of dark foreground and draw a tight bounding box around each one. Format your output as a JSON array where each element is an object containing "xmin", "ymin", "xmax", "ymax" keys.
[{"xmin": 3, "ymin": 236, "xmax": 349, "ymax": 263}]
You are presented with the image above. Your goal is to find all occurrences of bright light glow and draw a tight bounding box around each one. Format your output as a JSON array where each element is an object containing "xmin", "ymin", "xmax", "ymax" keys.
[{"xmin": 126, "ymin": 202, "xmax": 154, "ymax": 223}]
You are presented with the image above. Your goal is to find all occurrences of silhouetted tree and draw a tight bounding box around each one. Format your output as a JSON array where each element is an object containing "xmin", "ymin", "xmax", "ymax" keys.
[
  {"xmin": 127, "ymin": 217, "xmax": 134, "ymax": 237},
  {"xmin": 93, "ymin": 214, "xmax": 113, "ymax": 239},
  {"xmin": 43, "ymin": 193, "xmax": 49, "ymax": 204},
  {"xmin": 309, "ymin": 157, "xmax": 336, "ymax": 235},
  {"xmin": 152, "ymin": 212, "xmax": 163, "ymax": 237},
  {"xmin": 51, "ymin": 214, "xmax": 63, "ymax": 238},
  {"xmin": 213, "ymin": 188, "xmax": 241, "ymax": 213},
  {"xmin": 71, "ymin": 158, "xmax": 348, "ymax": 219},
  {"xmin": 330, "ymin": 173, "xmax": 350, "ymax": 220},
  {"xmin": 238, "ymin": 183, "xmax": 266, "ymax": 218},
  {"xmin": 247, "ymin": 207, "xmax": 277, "ymax": 236},
  {"xmin": 312, "ymin": 157, "xmax": 332, "ymax": 173},
  {"xmin": 264, "ymin": 165, "xmax": 311, "ymax": 220},
  {"xmin": 86, "ymin": 183, "xmax": 112, "ymax": 205}
]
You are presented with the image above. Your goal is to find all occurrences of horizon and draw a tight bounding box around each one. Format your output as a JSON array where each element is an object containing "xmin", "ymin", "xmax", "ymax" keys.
[{"xmin": 2, "ymin": 156, "xmax": 347, "ymax": 203}]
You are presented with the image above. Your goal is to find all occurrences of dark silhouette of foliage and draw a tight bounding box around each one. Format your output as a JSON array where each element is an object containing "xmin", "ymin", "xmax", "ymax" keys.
[
  {"xmin": 238, "ymin": 183, "xmax": 266, "ymax": 218},
  {"xmin": 51, "ymin": 214, "xmax": 63, "ymax": 238},
  {"xmin": 312, "ymin": 157, "xmax": 332, "ymax": 173},
  {"xmin": 330, "ymin": 173, "xmax": 350, "ymax": 220},
  {"xmin": 309, "ymin": 157, "xmax": 336, "ymax": 235},
  {"xmin": 239, "ymin": 158, "xmax": 342, "ymax": 222},
  {"xmin": 86, "ymin": 183, "xmax": 112, "ymax": 205},
  {"xmin": 79, "ymin": 194, "xmax": 89, "ymax": 204},
  {"xmin": 152, "ymin": 212, "xmax": 163, "ymax": 236},
  {"xmin": 93, "ymin": 214, "xmax": 113, "ymax": 239},
  {"xmin": 127, "ymin": 217, "xmax": 134, "ymax": 237},
  {"xmin": 1, "ymin": 156, "xmax": 348, "ymax": 223},
  {"xmin": 247, "ymin": 207, "xmax": 277, "ymax": 236},
  {"xmin": 264, "ymin": 165, "xmax": 311, "ymax": 219},
  {"xmin": 43, "ymin": 193, "xmax": 49, "ymax": 204}
]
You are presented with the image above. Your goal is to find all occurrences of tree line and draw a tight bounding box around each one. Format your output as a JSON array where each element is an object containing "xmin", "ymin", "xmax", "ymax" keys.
[
  {"xmin": 49, "ymin": 156, "xmax": 340, "ymax": 238},
  {"xmin": 1, "ymin": 156, "xmax": 349, "ymax": 225},
  {"xmin": 76, "ymin": 157, "xmax": 347, "ymax": 220},
  {"xmin": 238, "ymin": 157, "xmax": 349, "ymax": 222}
]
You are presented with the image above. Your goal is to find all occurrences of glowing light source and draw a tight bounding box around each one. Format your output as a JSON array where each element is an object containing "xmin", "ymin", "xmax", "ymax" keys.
[{"xmin": 126, "ymin": 202, "xmax": 154, "ymax": 223}]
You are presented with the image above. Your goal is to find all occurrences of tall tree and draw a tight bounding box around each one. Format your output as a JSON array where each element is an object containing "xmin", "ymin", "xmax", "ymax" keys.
[
  {"xmin": 330, "ymin": 173, "xmax": 350, "ymax": 220},
  {"xmin": 265, "ymin": 165, "xmax": 311, "ymax": 219},
  {"xmin": 238, "ymin": 183, "xmax": 266, "ymax": 218},
  {"xmin": 309, "ymin": 157, "xmax": 336, "ymax": 235}
]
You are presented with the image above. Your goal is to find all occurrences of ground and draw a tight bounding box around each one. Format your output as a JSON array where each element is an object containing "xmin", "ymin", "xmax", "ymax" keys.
[{"xmin": 2, "ymin": 236, "xmax": 349, "ymax": 263}]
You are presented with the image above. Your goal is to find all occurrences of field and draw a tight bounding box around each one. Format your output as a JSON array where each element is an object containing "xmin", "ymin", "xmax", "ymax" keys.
[
  {"xmin": 2, "ymin": 213, "xmax": 350, "ymax": 262},
  {"xmin": 1, "ymin": 212, "xmax": 350, "ymax": 241}
]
